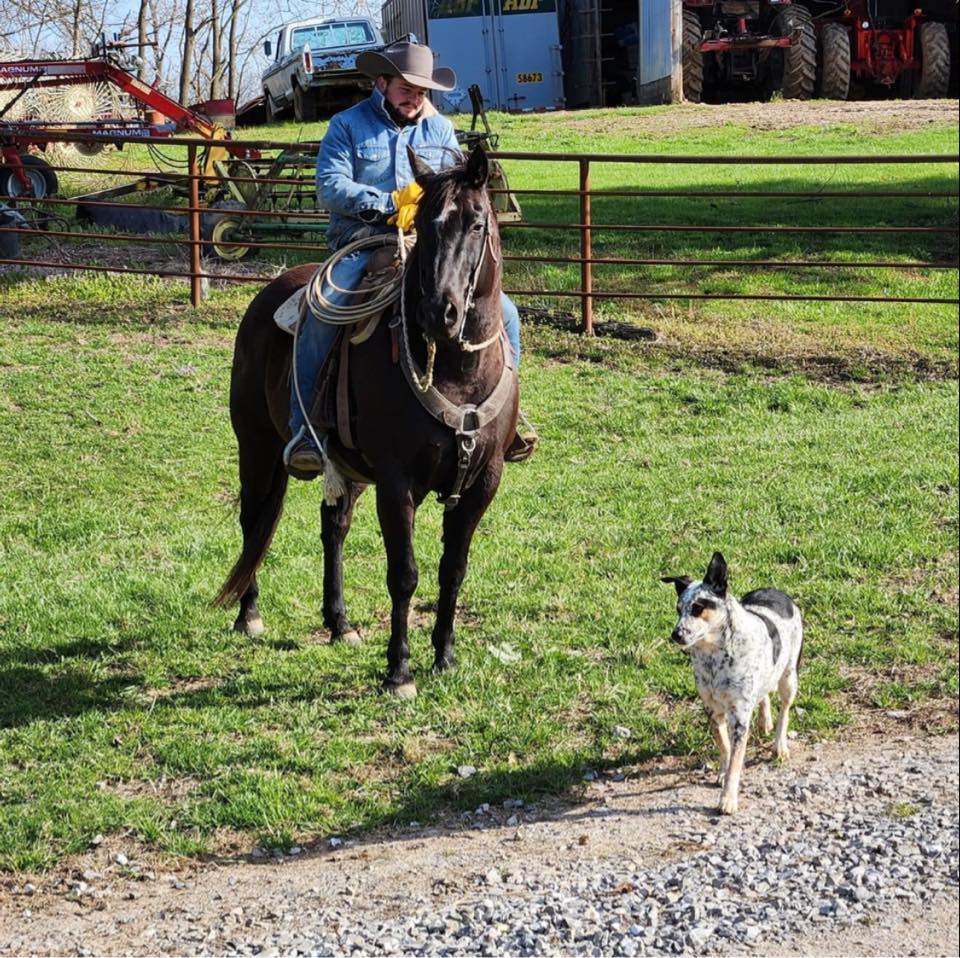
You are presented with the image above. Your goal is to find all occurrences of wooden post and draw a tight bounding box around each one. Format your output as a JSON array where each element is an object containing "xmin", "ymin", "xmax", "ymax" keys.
[
  {"xmin": 579, "ymin": 158, "xmax": 593, "ymax": 336},
  {"xmin": 188, "ymin": 143, "xmax": 203, "ymax": 308}
]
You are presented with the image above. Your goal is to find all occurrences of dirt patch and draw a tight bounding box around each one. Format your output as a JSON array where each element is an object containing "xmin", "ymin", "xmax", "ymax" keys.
[{"xmin": 555, "ymin": 98, "xmax": 959, "ymax": 137}]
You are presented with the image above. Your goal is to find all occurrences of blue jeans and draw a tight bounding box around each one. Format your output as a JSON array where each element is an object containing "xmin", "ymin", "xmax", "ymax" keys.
[{"xmin": 289, "ymin": 253, "xmax": 522, "ymax": 436}]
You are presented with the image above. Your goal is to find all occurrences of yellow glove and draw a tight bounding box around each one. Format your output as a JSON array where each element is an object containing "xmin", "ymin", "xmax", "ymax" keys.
[{"xmin": 388, "ymin": 180, "xmax": 424, "ymax": 232}]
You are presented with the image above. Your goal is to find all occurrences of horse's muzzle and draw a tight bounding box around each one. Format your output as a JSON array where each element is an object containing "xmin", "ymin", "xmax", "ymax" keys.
[{"xmin": 419, "ymin": 298, "xmax": 463, "ymax": 342}]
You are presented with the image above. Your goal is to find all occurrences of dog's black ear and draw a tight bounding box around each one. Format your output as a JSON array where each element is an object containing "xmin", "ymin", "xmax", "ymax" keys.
[
  {"xmin": 704, "ymin": 552, "xmax": 727, "ymax": 596},
  {"xmin": 661, "ymin": 575, "xmax": 693, "ymax": 597},
  {"xmin": 407, "ymin": 145, "xmax": 435, "ymax": 186}
]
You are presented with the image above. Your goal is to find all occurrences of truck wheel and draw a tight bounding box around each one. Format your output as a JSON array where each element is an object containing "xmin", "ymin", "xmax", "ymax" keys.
[
  {"xmin": 682, "ymin": 9, "xmax": 704, "ymax": 103},
  {"xmin": 818, "ymin": 22, "xmax": 851, "ymax": 100},
  {"xmin": 201, "ymin": 200, "xmax": 255, "ymax": 261},
  {"xmin": 776, "ymin": 4, "xmax": 816, "ymax": 99},
  {"xmin": 293, "ymin": 83, "xmax": 318, "ymax": 123},
  {"xmin": 0, "ymin": 154, "xmax": 59, "ymax": 199},
  {"xmin": 916, "ymin": 21, "xmax": 950, "ymax": 98},
  {"xmin": 263, "ymin": 90, "xmax": 277, "ymax": 123}
]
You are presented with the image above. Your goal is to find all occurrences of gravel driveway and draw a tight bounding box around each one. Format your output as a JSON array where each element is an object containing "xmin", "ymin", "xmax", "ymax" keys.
[{"xmin": 2, "ymin": 727, "xmax": 957, "ymax": 956}]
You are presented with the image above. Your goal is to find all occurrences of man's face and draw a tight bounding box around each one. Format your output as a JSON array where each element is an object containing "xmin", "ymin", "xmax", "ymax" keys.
[{"xmin": 378, "ymin": 76, "xmax": 427, "ymax": 120}]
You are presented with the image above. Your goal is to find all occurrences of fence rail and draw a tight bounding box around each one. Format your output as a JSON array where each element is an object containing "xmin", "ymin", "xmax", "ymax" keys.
[{"xmin": 1, "ymin": 130, "xmax": 958, "ymax": 334}]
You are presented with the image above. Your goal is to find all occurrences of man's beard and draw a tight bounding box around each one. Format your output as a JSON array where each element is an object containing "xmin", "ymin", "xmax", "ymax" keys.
[{"xmin": 384, "ymin": 97, "xmax": 421, "ymax": 127}]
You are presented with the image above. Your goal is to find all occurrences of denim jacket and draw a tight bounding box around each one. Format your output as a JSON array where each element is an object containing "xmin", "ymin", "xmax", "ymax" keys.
[{"xmin": 316, "ymin": 88, "xmax": 459, "ymax": 250}]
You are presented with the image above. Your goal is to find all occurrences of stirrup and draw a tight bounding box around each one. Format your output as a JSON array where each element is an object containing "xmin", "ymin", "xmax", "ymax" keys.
[
  {"xmin": 284, "ymin": 426, "xmax": 324, "ymax": 480},
  {"xmin": 505, "ymin": 410, "xmax": 538, "ymax": 464}
]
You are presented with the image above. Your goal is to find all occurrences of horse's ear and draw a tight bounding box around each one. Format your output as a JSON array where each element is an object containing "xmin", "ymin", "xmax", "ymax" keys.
[
  {"xmin": 407, "ymin": 145, "xmax": 434, "ymax": 186},
  {"xmin": 465, "ymin": 145, "xmax": 489, "ymax": 190}
]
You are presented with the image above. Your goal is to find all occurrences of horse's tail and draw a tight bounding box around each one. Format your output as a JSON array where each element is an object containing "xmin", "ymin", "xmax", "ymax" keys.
[{"xmin": 212, "ymin": 456, "xmax": 289, "ymax": 607}]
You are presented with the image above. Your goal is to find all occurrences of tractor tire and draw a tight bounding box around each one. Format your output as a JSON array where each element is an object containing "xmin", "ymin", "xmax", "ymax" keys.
[
  {"xmin": 293, "ymin": 83, "xmax": 318, "ymax": 123},
  {"xmin": 818, "ymin": 22, "xmax": 851, "ymax": 100},
  {"xmin": 776, "ymin": 4, "xmax": 817, "ymax": 99},
  {"xmin": 201, "ymin": 200, "xmax": 255, "ymax": 262},
  {"xmin": 0, "ymin": 154, "xmax": 59, "ymax": 200},
  {"xmin": 682, "ymin": 8, "xmax": 705, "ymax": 103},
  {"xmin": 916, "ymin": 21, "xmax": 951, "ymax": 98}
]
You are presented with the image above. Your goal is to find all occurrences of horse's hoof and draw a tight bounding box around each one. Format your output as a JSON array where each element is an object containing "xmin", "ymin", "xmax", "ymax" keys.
[
  {"xmin": 432, "ymin": 656, "xmax": 456, "ymax": 674},
  {"xmin": 384, "ymin": 679, "xmax": 417, "ymax": 699},
  {"xmin": 333, "ymin": 629, "xmax": 362, "ymax": 647},
  {"xmin": 234, "ymin": 616, "xmax": 265, "ymax": 639}
]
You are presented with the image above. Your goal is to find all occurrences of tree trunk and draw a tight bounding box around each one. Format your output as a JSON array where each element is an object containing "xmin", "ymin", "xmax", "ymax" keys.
[
  {"xmin": 137, "ymin": 0, "xmax": 149, "ymax": 81},
  {"xmin": 179, "ymin": 0, "xmax": 195, "ymax": 106},
  {"xmin": 227, "ymin": 0, "xmax": 242, "ymax": 102},
  {"xmin": 210, "ymin": 0, "xmax": 222, "ymax": 99}
]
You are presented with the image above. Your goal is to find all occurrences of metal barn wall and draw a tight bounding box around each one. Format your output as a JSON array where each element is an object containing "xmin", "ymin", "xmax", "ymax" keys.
[
  {"xmin": 381, "ymin": 0, "xmax": 564, "ymax": 113},
  {"xmin": 637, "ymin": 0, "xmax": 675, "ymax": 103}
]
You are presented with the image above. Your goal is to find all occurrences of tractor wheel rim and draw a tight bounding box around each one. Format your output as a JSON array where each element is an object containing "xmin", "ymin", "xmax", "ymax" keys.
[{"xmin": 211, "ymin": 218, "xmax": 249, "ymax": 259}]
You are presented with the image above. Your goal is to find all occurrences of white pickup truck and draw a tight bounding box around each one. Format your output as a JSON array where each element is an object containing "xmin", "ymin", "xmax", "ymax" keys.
[{"xmin": 261, "ymin": 17, "xmax": 386, "ymax": 122}]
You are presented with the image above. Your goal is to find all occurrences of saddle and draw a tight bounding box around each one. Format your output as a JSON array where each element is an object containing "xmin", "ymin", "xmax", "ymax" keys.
[{"xmin": 307, "ymin": 246, "xmax": 404, "ymax": 483}]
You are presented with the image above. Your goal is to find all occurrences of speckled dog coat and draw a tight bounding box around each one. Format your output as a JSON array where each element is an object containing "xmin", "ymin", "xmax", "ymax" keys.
[{"xmin": 663, "ymin": 552, "xmax": 803, "ymax": 815}]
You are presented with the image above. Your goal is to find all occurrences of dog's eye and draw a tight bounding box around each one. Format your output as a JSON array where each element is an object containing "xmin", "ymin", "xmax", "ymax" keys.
[{"xmin": 691, "ymin": 601, "xmax": 706, "ymax": 616}]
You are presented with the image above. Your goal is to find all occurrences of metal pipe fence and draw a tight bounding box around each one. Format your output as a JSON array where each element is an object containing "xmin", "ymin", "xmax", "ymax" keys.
[{"xmin": 1, "ymin": 129, "xmax": 957, "ymax": 334}]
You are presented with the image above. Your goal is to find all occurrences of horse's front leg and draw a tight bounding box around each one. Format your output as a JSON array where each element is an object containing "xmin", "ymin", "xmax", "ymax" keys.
[
  {"xmin": 376, "ymin": 477, "xmax": 419, "ymax": 698},
  {"xmin": 432, "ymin": 464, "xmax": 501, "ymax": 673},
  {"xmin": 321, "ymin": 483, "xmax": 364, "ymax": 645}
]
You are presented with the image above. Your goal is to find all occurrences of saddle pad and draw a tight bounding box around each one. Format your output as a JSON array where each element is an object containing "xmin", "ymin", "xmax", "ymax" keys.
[{"xmin": 274, "ymin": 287, "xmax": 305, "ymax": 335}]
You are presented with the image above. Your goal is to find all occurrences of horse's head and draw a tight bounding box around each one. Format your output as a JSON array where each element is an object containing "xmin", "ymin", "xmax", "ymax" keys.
[{"xmin": 407, "ymin": 145, "xmax": 499, "ymax": 345}]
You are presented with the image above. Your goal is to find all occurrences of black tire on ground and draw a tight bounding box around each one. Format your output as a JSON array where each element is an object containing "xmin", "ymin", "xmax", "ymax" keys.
[
  {"xmin": 682, "ymin": 8, "xmax": 704, "ymax": 103},
  {"xmin": 0, "ymin": 154, "xmax": 59, "ymax": 199},
  {"xmin": 818, "ymin": 22, "xmax": 851, "ymax": 99},
  {"xmin": 293, "ymin": 83, "xmax": 318, "ymax": 122},
  {"xmin": 776, "ymin": 4, "xmax": 817, "ymax": 99},
  {"xmin": 916, "ymin": 21, "xmax": 951, "ymax": 98},
  {"xmin": 201, "ymin": 199, "xmax": 256, "ymax": 261}
]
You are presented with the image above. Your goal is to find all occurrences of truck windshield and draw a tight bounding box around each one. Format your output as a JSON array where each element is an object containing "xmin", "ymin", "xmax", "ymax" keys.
[{"xmin": 291, "ymin": 21, "xmax": 375, "ymax": 50}]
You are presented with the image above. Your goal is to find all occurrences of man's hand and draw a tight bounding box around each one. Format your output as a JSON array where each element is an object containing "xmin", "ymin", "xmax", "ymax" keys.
[{"xmin": 388, "ymin": 180, "xmax": 424, "ymax": 231}]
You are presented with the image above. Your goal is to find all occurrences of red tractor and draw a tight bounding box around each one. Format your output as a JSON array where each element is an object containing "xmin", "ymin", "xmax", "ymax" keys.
[
  {"xmin": 683, "ymin": 0, "xmax": 818, "ymax": 102},
  {"xmin": 799, "ymin": 0, "xmax": 954, "ymax": 98}
]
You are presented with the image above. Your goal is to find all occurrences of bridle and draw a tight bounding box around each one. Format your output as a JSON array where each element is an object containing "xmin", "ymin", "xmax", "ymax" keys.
[
  {"xmin": 393, "ymin": 204, "xmax": 516, "ymax": 511},
  {"xmin": 399, "ymin": 208, "xmax": 500, "ymax": 392}
]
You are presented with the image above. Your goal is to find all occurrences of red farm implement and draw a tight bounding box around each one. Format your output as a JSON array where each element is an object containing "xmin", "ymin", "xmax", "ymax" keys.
[
  {"xmin": 682, "ymin": 0, "xmax": 818, "ymax": 102},
  {"xmin": 800, "ymin": 1, "xmax": 954, "ymax": 98}
]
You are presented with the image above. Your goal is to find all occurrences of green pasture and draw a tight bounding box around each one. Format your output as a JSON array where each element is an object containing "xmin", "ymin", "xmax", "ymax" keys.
[
  {"xmin": 33, "ymin": 106, "xmax": 960, "ymax": 375},
  {"xmin": 0, "ymin": 108, "xmax": 957, "ymax": 873}
]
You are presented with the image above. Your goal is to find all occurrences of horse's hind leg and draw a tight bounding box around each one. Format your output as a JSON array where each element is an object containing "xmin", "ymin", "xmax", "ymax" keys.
[
  {"xmin": 321, "ymin": 483, "xmax": 364, "ymax": 645},
  {"xmin": 432, "ymin": 468, "xmax": 499, "ymax": 673},
  {"xmin": 230, "ymin": 430, "xmax": 288, "ymax": 638}
]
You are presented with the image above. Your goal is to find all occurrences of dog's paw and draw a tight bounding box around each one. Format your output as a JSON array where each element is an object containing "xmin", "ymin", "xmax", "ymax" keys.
[
  {"xmin": 718, "ymin": 794, "xmax": 739, "ymax": 815},
  {"xmin": 775, "ymin": 744, "xmax": 791, "ymax": 764}
]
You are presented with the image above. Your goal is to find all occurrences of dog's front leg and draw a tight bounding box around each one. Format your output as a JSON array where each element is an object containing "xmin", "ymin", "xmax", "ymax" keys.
[
  {"xmin": 719, "ymin": 712, "xmax": 750, "ymax": 815},
  {"xmin": 709, "ymin": 712, "xmax": 731, "ymax": 787}
]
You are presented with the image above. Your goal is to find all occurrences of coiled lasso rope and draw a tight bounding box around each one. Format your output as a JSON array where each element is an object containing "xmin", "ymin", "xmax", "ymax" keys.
[{"xmin": 292, "ymin": 228, "xmax": 414, "ymax": 505}]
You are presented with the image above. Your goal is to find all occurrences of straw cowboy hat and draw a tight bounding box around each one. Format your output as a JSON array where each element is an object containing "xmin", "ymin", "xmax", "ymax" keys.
[{"xmin": 357, "ymin": 41, "xmax": 456, "ymax": 92}]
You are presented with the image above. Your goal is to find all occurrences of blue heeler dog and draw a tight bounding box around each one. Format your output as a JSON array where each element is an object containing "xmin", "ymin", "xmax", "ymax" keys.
[{"xmin": 662, "ymin": 552, "xmax": 803, "ymax": 815}]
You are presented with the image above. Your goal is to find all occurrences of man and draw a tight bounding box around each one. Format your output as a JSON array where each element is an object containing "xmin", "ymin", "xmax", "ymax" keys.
[{"xmin": 284, "ymin": 40, "xmax": 532, "ymax": 477}]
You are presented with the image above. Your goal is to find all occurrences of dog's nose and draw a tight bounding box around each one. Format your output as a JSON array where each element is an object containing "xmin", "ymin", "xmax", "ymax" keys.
[{"xmin": 670, "ymin": 628, "xmax": 684, "ymax": 645}]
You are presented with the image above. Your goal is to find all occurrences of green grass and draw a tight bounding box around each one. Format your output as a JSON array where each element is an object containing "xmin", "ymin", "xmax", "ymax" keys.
[{"xmin": 0, "ymin": 107, "xmax": 957, "ymax": 873}]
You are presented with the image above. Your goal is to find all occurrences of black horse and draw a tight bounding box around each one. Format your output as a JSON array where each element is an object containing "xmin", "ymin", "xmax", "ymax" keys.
[{"xmin": 214, "ymin": 146, "xmax": 519, "ymax": 698}]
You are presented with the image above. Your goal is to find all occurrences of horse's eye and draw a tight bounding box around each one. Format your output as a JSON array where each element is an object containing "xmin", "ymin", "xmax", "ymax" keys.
[{"xmin": 471, "ymin": 221, "xmax": 485, "ymax": 232}]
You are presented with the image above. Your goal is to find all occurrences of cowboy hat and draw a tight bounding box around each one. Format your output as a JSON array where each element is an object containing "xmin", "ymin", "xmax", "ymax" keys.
[{"xmin": 356, "ymin": 41, "xmax": 456, "ymax": 92}]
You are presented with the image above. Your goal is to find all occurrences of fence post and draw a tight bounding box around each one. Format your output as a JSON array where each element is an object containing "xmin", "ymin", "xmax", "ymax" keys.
[
  {"xmin": 188, "ymin": 144, "xmax": 203, "ymax": 307},
  {"xmin": 579, "ymin": 158, "xmax": 593, "ymax": 335}
]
